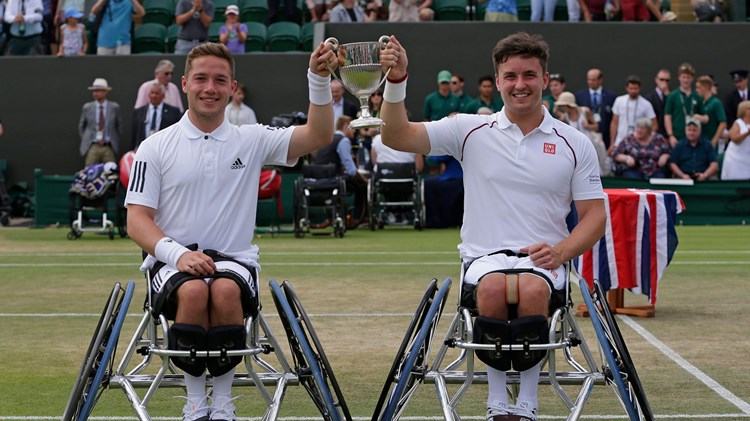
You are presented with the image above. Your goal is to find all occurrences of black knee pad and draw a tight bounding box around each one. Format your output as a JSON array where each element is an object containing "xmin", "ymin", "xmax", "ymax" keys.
[
  {"xmin": 510, "ymin": 315, "xmax": 549, "ymax": 371},
  {"xmin": 206, "ymin": 325, "xmax": 246, "ymax": 377},
  {"xmin": 168, "ymin": 323, "xmax": 207, "ymax": 377},
  {"xmin": 473, "ymin": 316, "xmax": 512, "ymax": 372}
]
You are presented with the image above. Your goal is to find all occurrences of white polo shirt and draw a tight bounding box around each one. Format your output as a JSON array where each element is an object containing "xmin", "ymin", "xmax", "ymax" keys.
[
  {"xmin": 125, "ymin": 112, "xmax": 296, "ymax": 268},
  {"xmin": 424, "ymin": 107, "xmax": 604, "ymax": 260}
]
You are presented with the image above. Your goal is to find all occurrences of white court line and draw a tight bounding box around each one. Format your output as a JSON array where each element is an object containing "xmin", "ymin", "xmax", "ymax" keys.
[
  {"xmin": 0, "ymin": 312, "xmax": 415, "ymax": 318},
  {"xmin": 1, "ymin": 414, "xmax": 749, "ymax": 420},
  {"xmin": 619, "ymin": 314, "xmax": 750, "ymax": 415}
]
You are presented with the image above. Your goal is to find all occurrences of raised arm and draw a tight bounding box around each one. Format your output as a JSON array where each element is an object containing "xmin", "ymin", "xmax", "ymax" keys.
[{"xmin": 379, "ymin": 36, "xmax": 431, "ymax": 155}]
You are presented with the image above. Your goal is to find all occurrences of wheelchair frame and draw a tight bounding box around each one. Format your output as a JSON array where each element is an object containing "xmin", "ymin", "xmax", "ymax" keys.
[
  {"xmin": 67, "ymin": 174, "xmax": 127, "ymax": 240},
  {"xmin": 367, "ymin": 163, "xmax": 425, "ymax": 231},
  {"xmin": 373, "ymin": 272, "xmax": 654, "ymax": 421},
  {"xmin": 293, "ymin": 172, "xmax": 348, "ymax": 238},
  {"xmin": 63, "ymin": 276, "xmax": 352, "ymax": 421}
]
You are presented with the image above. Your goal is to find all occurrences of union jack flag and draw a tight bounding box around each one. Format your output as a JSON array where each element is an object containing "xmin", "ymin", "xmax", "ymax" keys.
[{"xmin": 574, "ymin": 189, "xmax": 685, "ymax": 305}]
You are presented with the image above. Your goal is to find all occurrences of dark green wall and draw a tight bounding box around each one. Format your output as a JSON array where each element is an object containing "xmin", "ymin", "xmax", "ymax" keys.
[{"xmin": 1, "ymin": 22, "xmax": 749, "ymax": 188}]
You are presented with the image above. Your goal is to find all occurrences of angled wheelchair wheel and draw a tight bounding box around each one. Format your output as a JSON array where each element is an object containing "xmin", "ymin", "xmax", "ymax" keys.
[
  {"xmin": 269, "ymin": 280, "xmax": 344, "ymax": 421},
  {"xmin": 374, "ymin": 277, "xmax": 452, "ymax": 421},
  {"xmin": 62, "ymin": 281, "xmax": 135, "ymax": 421},
  {"xmin": 579, "ymin": 279, "xmax": 654, "ymax": 421}
]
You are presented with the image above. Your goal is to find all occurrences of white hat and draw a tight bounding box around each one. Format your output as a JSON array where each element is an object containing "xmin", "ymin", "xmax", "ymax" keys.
[
  {"xmin": 88, "ymin": 78, "xmax": 112, "ymax": 91},
  {"xmin": 225, "ymin": 5, "xmax": 239, "ymax": 15},
  {"xmin": 556, "ymin": 91, "xmax": 578, "ymax": 108}
]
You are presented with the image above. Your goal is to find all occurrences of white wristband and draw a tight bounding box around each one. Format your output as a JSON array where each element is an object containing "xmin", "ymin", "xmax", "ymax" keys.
[
  {"xmin": 383, "ymin": 77, "xmax": 407, "ymax": 104},
  {"xmin": 308, "ymin": 69, "xmax": 332, "ymax": 106},
  {"xmin": 154, "ymin": 237, "xmax": 190, "ymax": 269}
]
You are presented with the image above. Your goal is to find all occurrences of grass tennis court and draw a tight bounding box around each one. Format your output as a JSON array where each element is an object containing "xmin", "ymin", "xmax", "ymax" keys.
[{"xmin": 1, "ymin": 225, "xmax": 749, "ymax": 420}]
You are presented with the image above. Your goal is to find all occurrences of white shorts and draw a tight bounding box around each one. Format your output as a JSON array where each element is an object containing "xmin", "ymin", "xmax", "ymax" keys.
[
  {"xmin": 463, "ymin": 253, "xmax": 567, "ymax": 292},
  {"xmin": 151, "ymin": 260, "xmax": 255, "ymax": 295}
]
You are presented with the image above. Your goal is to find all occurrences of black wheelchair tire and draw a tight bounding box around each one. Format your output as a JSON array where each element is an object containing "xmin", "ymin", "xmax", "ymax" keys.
[
  {"xmin": 269, "ymin": 280, "xmax": 342, "ymax": 421},
  {"xmin": 377, "ymin": 278, "xmax": 452, "ymax": 421},
  {"xmin": 62, "ymin": 283, "xmax": 121, "ymax": 421},
  {"xmin": 580, "ymin": 279, "xmax": 653, "ymax": 421}
]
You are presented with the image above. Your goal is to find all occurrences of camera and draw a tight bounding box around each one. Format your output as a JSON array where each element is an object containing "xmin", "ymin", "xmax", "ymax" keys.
[{"xmin": 270, "ymin": 111, "xmax": 308, "ymax": 128}]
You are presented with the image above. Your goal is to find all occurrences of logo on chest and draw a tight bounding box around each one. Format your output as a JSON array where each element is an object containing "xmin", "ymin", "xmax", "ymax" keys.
[
  {"xmin": 543, "ymin": 143, "xmax": 556, "ymax": 154},
  {"xmin": 230, "ymin": 157, "xmax": 246, "ymax": 170}
]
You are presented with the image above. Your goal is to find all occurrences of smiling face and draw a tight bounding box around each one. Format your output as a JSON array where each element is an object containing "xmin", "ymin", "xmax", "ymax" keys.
[
  {"xmin": 182, "ymin": 55, "xmax": 236, "ymax": 130},
  {"xmin": 496, "ymin": 55, "xmax": 548, "ymax": 123}
]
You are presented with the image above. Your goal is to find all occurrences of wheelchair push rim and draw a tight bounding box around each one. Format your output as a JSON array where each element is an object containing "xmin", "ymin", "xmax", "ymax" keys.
[
  {"xmin": 579, "ymin": 278, "xmax": 653, "ymax": 421},
  {"xmin": 379, "ymin": 277, "xmax": 452, "ymax": 421},
  {"xmin": 269, "ymin": 280, "xmax": 343, "ymax": 421}
]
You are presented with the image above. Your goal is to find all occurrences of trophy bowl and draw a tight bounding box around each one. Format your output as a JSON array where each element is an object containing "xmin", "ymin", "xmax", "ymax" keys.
[{"xmin": 325, "ymin": 36, "xmax": 391, "ymax": 129}]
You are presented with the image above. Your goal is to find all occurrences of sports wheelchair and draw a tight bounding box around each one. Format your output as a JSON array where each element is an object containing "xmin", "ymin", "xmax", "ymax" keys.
[
  {"xmin": 373, "ymin": 268, "xmax": 653, "ymax": 421},
  {"xmin": 63, "ymin": 269, "xmax": 351, "ymax": 421},
  {"xmin": 67, "ymin": 163, "xmax": 127, "ymax": 240},
  {"xmin": 293, "ymin": 163, "xmax": 348, "ymax": 238},
  {"xmin": 367, "ymin": 163, "xmax": 425, "ymax": 231}
]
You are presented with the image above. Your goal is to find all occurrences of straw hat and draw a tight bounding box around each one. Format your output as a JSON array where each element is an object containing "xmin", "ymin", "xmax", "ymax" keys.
[
  {"xmin": 88, "ymin": 78, "xmax": 112, "ymax": 91},
  {"xmin": 556, "ymin": 91, "xmax": 577, "ymax": 108}
]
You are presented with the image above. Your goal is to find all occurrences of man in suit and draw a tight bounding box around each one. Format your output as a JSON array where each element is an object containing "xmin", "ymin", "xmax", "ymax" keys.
[
  {"xmin": 131, "ymin": 82, "xmax": 182, "ymax": 150},
  {"xmin": 575, "ymin": 68, "xmax": 616, "ymax": 148},
  {"xmin": 644, "ymin": 68, "xmax": 671, "ymax": 138},
  {"xmin": 79, "ymin": 78, "xmax": 122, "ymax": 165},
  {"xmin": 724, "ymin": 69, "xmax": 748, "ymax": 124},
  {"xmin": 330, "ymin": 79, "xmax": 358, "ymax": 125}
]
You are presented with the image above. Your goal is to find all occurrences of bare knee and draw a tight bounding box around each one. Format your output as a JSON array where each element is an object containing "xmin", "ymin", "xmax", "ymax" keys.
[
  {"xmin": 176, "ymin": 280, "xmax": 209, "ymax": 312},
  {"xmin": 476, "ymin": 273, "xmax": 509, "ymax": 319},
  {"xmin": 209, "ymin": 278, "xmax": 241, "ymax": 305},
  {"xmin": 517, "ymin": 275, "xmax": 550, "ymax": 317}
]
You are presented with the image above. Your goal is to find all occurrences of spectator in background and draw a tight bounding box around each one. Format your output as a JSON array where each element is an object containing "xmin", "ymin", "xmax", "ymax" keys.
[
  {"xmin": 543, "ymin": 73, "xmax": 565, "ymax": 116},
  {"xmin": 720, "ymin": 100, "xmax": 750, "ymax": 180},
  {"xmin": 423, "ymin": 155, "xmax": 463, "ymax": 228},
  {"xmin": 554, "ymin": 91, "xmax": 611, "ymax": 176},
  {"xmin": 724, "ymin": 69, "xmax": 747, "ymax": 124},
  {"xmin": 664, "ymin": 62, "xmax": 704, "ymax": 148},
  {"xmin": 644, "ymin": 68, "xmax": 671, "ymax": 138},
  {"xmin": 304, "ymin": 0, "xmax": 330, "ymax": 22},
  {"xmin": 388, "ymin": 0, "xmax": 434, "ymax": 21},
  {"xmin": 450, "ymin": 74, "xmax": 474, "ymax": 113},
  {"xmin": 79, "ymin": 78, "xmax": 122, "ymax": 165},
  {"xmin": 4, "ymin": 0, "xmax": 44, "ymax": 55},
  {"xmin": 669, "ymin": 118, "xmax": 718, "ymax": 181},
  {"xmin": 478, "ymin": 0, "xmax": 517, "ymax": 22},
  {"xmin": 219, "ymin": 5, "xmax": 246, "ymax": 54},
  {"xmin": 174, "ymin": 0, "xmax": 213, "ymax": 54},
  {"xmin": 620, "ymin": 0, "xmax": 650, "ymax": 20},
  {"xmin": 226, "ymin": 82, "xmax": 258, "ymax": 126},
  {"xmin": 131, "ymin": 82, "xmax": 182, "ymax": 150},
  {"xmin": 423, "ymin": 70, "xmax": 460, "ymax": 121},
  {"xmin": 329, "ymin": 0, "xmax": 376, "ymax": 22},
  {"xmin": 694, "ymin": 75, "xmax": 727, "ymax": 153},
  {"xmin": 692, "ymin": 0, "xmax": 725, "ymax": 21},
  {"xmin": 579, "ymin": 0, "xmax": 613, "ymax": 20},
  {"xmin": 56, "ymin": 6, "xmax": 86, "ymax": 56},
  {"xmin": 331, "ymin": 79, "xmax": 358, "ymax": 124},
  {"xmin": 267, "ymin": 0, "xmax": 298, "ymax": 24},
  {"xmin": 609, "ymin": 75, "xmax": 657, "ymax": 154},
  {"xmin": 135, "ymin": 60, "xmax": 185, "ymax": 112},
  {"xmin": 464, "ymin": 75, "xmax": 503, "ymax": 114},
  {"xmin": 575, "ymin": 68, "xmax": 616, "ymax": 148},
  {"xmin": 370, "ymin": 132, "xmax": 424, "ymax": 172},
  {"xmin": 531, "ymin": 0, "xmax": 556, "ymax": 21},
  {"xmin": 90, "ymin": 0, "xmax": 144, "ymax": 55},
  {"xmin": 612, "ymin": 117, "xmax": 671, "ymax": 179}
]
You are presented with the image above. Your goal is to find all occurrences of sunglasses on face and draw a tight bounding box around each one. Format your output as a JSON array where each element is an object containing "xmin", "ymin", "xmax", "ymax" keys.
[
  {"xmin": 163, "ymin": 72, "xmax": 173, "ymax": 76},
  {"xmin": 658, "ymin": 78, "xmax": 670, "ymax": 82}
]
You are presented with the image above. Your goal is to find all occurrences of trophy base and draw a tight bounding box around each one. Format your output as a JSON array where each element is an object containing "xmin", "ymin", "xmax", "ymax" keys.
[{"xmin": 349, "ymin": 116, "xmax": 385, "ymax": 129}]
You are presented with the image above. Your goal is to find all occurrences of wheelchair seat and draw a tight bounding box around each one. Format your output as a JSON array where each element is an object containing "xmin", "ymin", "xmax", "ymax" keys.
[
  {"xmin": 293, "ymin": 163, "xmax": 348, "ymax": 238},
  {"xmin": 368, "ymin": 162, "xmax": 424, "ymax": 230}
]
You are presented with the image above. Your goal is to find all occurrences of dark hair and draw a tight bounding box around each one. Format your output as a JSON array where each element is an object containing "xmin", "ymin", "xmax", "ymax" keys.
[
  {"xmin": 549, "ymin": 73, "xmax": 565, "ymax": 84},
  {"xmin": 492, "ymin": 32, "xmax": 549, "ymax": 73},
  {"xmin": 478, "ymin": 75, "xmax": 494, "ymax": 85},
  {"xmin": 625, "ymin": 74, "xmax": 641, "ymax": 86},
  {"xmin": 185, "ymin": 42, "xmax": 235, "ymax": 80}
]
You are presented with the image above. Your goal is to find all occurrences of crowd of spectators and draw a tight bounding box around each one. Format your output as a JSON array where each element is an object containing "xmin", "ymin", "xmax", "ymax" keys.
[{"xmin": 0, "ymin": 0, "xmax": 738, "ymax": 56}]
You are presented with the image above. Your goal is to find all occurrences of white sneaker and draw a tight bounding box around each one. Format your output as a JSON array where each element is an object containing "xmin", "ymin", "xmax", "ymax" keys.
[
  {"xmin": 179, "ymin": 396, "xmax": 210, "ymax": 421},
  {"xmin": 209, "ymin": 396, "xmax": 240, "ymax": 421},
  {"xmin": 510, "ymin": 401, "xmax": 538, "ymax": 421},
  {"xmin": 486, "ymin": 403, "xmax": 513, "ymax": 420}
]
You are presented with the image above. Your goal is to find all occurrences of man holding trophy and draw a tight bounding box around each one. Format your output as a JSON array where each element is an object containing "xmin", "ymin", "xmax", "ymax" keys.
[
  {"xmin": 378, "ymin": 33, "xmax": 606, "ymax": 421},
  {"xmin": 124, "ymin": 41, "xmax": 338, "ymax": 421}
]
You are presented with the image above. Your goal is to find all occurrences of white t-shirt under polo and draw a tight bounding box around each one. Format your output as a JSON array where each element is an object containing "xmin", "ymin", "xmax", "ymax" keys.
[
  {"xmin": 125, "ymin": 112, "xmax": 295, "ymax": 268},
  {"xmin": 611, "ymin": 95, "xmax": 656, "ymax": 146},
  {"xmin": 424, "ymin": 107, "xmax": 604, "ymax": 260}
]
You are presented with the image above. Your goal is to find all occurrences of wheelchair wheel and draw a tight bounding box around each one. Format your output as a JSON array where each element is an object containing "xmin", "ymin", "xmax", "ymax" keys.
[
  {"xmin": 579, "ymin": 279, "xmax": 654, "ymax": 421},
  {"xmin": 63, "ymin": 280, "xmax": 135, "ymax": 421},
  {"xmin": 269, "ymin": 280, "xmax": 343, "ymax": 421},
  {"xmin": 374, "ymin": 278, "xmax": 452, "ymax": 421}
]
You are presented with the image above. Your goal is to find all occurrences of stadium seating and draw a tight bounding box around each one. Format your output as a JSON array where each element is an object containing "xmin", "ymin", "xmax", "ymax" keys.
[
  {"xmin": 240, "ymin": 0, "xmax": 268, "ymax": 22},
  {"xmin": 213, "ymin": 0, "xmax": 236, "ymax": 22},
  {"xmin": 166, "ymin": 23, "xmax": 179, "ymax": 53},
  {"xmin": 208, "ymin": 21, "xmax": 224, "ymax": 43},
  {"xmin": 244, "ymin": 21, "xmax": 267, "ymax": 52},
  {"xmin": 142, "ymin": 0, "xmax": 175, "ymax": 26},
  {"xmin": 133, "ymin": 23, "xmax": 167, "ymax": 53},
  {"xmin": 300, "ymin": 21, "xmax": 314, "ymax": 52},
  {"xmin": 267, "ymin": 21, "xmax": 300, "ymax": 52},
  {"xmin": 433, "ymin": 0, "xmax": 467, "ymax": 20}
]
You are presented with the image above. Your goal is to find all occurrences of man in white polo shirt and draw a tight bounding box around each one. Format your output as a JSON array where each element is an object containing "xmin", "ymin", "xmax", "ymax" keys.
[
  {"xmin": 378, "ymin": 32, "xmax": 606, "ymax": 421},
  {"xmin": 125, "ymin": 42, "xmax": 337, "ymax": 421}
]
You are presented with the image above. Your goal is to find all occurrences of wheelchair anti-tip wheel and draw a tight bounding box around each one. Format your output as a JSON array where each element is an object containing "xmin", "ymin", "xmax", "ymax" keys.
[
  {"xmin": 374, "ymin": 277, "xmax": 452, "ymax": 421},
  {"xmin": 63, "ymin": 280, "xmax": 135, "ymax": 421},
  {"xmin": 269, "ymin": 280, "xmax": 346, "ymax": 421},
  {"xmin": 579, "ymin": 279, "xmax": 654, "ymax": 421}
]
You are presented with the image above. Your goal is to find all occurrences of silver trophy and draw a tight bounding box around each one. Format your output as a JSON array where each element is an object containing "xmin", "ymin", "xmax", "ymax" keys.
[{"xmin": 325, "ymin": 36, "xmax": 391, "ymax": 129}]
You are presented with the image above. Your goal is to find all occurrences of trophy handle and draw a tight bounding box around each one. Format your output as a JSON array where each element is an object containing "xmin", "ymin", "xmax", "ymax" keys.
[
  {"xmin": 323, "ymin": 37, "xmax": 344, "ymax": 86},
  {"xmin": 378, "ymin": 35, "xmax": 392, "ymax": 87}
]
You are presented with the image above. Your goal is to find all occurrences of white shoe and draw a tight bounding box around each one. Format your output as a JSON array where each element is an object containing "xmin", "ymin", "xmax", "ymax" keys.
[
  {"xmin": 179, "ymin": 396, "xmax": 210, "ymax": 421},
  {"xmin": 486, "ymin": 403, "xmax": 513, "ymax": 420},
  {"xmin": 209, "ymin": 396, "xmax": 240, "ymax": 421},
  {"xmin": 510, "ymin": 401, "xmax": 538, "ymax": 421}
]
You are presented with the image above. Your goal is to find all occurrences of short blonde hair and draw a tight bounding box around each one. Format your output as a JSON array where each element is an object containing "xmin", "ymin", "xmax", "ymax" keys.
[
  {"xmin": 737, "ymin": 100, "xmax": 750, "ymax": 119},
  {"xmin": 185, "ymin": 43, "xmax": 235, "ymax": 80}
]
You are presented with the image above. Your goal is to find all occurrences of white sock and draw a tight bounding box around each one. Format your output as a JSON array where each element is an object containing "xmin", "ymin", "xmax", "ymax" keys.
[
  {"xmin": 184, "ymin": 372, "xmax": 207, "ymax": 404},
  {"xmin": 516, "ymin": 361, "xmax": 543, "ymax": 409},
  {"xmin": 211, "ymin": 368, "xmax": 236, "ymax": 406},
  {"xmin": 486, "ymin": 366, "xmax": 509, "ymax": 408}
]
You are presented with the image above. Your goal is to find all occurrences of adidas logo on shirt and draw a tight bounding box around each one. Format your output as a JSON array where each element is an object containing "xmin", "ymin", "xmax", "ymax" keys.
[{"xmin": 230, "ymin": 158, "xmax": 246, "ymax": 170}]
